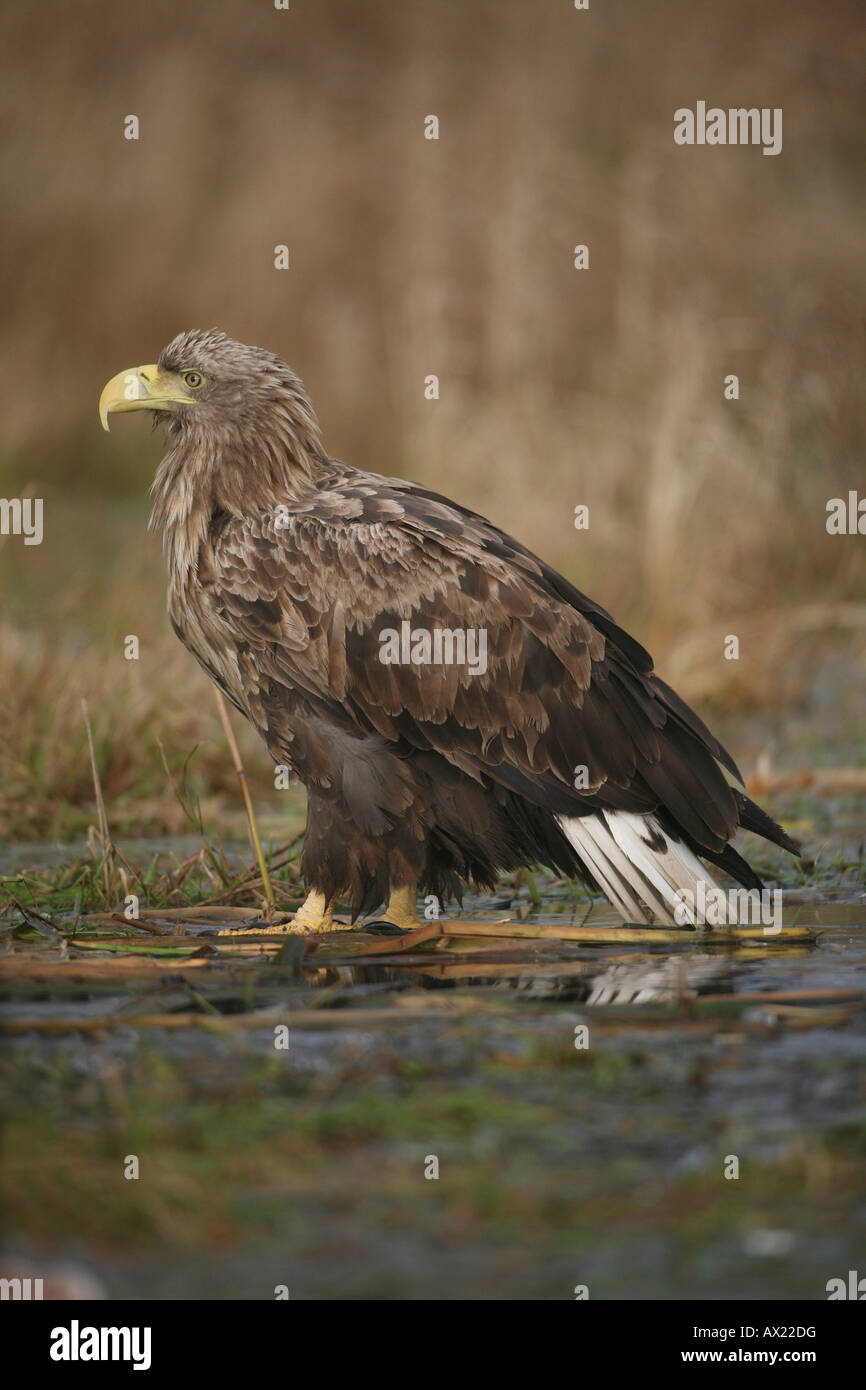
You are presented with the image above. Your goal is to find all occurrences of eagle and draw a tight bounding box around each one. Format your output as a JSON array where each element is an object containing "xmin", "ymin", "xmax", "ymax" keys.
[{"xmin": 99, "ymin": 330, "xmax": 797, "ymax": 933}]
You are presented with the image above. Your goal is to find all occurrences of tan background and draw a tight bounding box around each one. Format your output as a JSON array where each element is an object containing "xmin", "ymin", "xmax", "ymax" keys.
[{"xmin": 1, "ymin": 0, "xmax": 864, "ymax": 837}]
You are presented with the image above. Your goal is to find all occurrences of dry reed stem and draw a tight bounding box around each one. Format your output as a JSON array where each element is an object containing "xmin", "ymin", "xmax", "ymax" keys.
[
  {"xmin": 438, "ymin": 920, "xmax": 814, "ymax": 944},
  {"xmin": 212, "ymin": 688, "xmax": 275, "ymax": 914}
]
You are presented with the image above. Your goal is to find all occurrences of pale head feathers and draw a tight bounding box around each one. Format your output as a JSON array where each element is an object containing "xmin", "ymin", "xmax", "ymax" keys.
[{"xmin": 148, "ymin": 329, "xmax": 325, "ymax": 575}]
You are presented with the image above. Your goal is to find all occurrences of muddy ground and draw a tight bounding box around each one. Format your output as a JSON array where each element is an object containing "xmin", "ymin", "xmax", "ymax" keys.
[{"xmin": 2, "ymin": 765, "xmax": 865, "ymax": 1300}]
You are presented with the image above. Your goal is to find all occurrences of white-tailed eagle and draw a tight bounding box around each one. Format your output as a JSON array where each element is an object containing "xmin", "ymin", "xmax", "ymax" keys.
[{"xmin": 99, "ymin": 330, "xmax": 797, "ymax": 931}]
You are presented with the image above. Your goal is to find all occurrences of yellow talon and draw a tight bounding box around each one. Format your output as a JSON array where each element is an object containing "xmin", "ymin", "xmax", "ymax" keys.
[
  {"xmin": 217, "ymin": 890, "xmax": 350, "ymax": 936},
  {"xmin": 286, "ymin": 890, "xmax": 357, "ymax": 935}
]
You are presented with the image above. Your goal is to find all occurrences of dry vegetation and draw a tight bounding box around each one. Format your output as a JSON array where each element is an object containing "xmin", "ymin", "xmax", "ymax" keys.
[{"xmin": 1, "ymin": 0, "xmax": 865, "ymax": 838}]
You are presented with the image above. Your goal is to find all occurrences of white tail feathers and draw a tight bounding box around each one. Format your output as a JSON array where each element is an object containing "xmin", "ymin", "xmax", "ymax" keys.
[{"xmin": 558, "ymin": 810, "xmax": 729, "ymax": 926}]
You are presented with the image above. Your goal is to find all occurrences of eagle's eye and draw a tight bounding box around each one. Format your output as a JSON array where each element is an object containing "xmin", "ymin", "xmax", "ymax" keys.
[{"xmin": 183, "ymin": 370, "xmax": 204, "ymax": 389}]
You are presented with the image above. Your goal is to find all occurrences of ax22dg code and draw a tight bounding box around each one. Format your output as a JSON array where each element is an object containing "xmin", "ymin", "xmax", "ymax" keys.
[{"xmin": 741, "ymin": 1328, "xmax": 815, "ymax": 1339}]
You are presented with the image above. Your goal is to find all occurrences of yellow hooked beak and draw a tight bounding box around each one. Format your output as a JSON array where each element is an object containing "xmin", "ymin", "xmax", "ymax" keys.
[{"xmin": 99, "ymin": 364, "xmax": 196, "ymax": 431}]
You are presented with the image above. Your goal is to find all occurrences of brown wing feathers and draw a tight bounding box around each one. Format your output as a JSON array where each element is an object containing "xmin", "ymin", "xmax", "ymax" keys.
[{"xmin": 201, "ymin": 476, "xmax": 795, "ymax": 879}]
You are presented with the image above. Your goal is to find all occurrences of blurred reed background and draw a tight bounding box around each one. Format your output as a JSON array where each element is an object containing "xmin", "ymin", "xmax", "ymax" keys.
[{"xmin": 1, "ymin": 0, "xmax": 864, "ymax": 838}]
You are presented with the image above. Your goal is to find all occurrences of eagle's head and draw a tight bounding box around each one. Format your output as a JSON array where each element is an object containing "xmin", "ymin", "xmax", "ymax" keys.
[{"xmin": 99, "ymin": 329, "xmax": 322, "ymax": 460}]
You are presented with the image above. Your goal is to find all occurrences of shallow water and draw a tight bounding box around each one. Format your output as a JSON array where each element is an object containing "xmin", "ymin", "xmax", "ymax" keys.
[{"xmin": 2, "ymin": 836, "xmax": 865, "ymax": 1299}]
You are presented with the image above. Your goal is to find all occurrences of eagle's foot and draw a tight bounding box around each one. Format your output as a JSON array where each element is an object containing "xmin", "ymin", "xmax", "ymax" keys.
[
  {"xmin": 217, "ymin": 913, "xmax": 296, "ymax": 937},
  {"xmin": 286, "ymin": 890, "xmax": 345, "ymax": 935},
  {"xmin": 372, "ymin": 885, "xmax": 421, "ymax": 931},
  {"xmin": 217, "ymin": 891, "xmax": 347, "ymax": 936},
  {"xmin": 290, "ymin": 915, "xmax": 356, "ymax": 935}
]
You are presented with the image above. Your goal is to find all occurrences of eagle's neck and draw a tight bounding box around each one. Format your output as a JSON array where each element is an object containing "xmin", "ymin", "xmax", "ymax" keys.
[{"xmin": 149, "ymin": 416, "xmax": 325, "ymax": 589}]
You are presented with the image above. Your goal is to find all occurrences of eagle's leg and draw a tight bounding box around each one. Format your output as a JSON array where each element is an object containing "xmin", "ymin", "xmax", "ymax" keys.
[
  {"xmin": 289, "ymin": 889, "xmax": 354, "ymax": 935},
  {"xmin": 375, "ymin": 884, "xmax": 420, "ymax": 930},
  {"xmin": 290, "ymin": 889, "xmax": 333, "ymax": 932}
]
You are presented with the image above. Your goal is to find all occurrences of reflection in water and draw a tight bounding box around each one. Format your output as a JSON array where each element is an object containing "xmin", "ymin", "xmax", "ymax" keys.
[
  {"xmin": 585, "ymin": 956, "xmax": 731, "ymax": 1005},
  {"xmin": 290, "ymin": 898, "xmax": 866, "ymax": 1011},
  {"xmin": 301, "ymin": 953, "xmax": 737, "ymax": 1005}
]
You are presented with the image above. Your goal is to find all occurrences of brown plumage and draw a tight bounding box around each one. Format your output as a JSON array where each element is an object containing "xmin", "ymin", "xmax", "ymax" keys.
[{"xmin": 102, "ymin": 329, "xmax": 797, "ymax": 930}]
